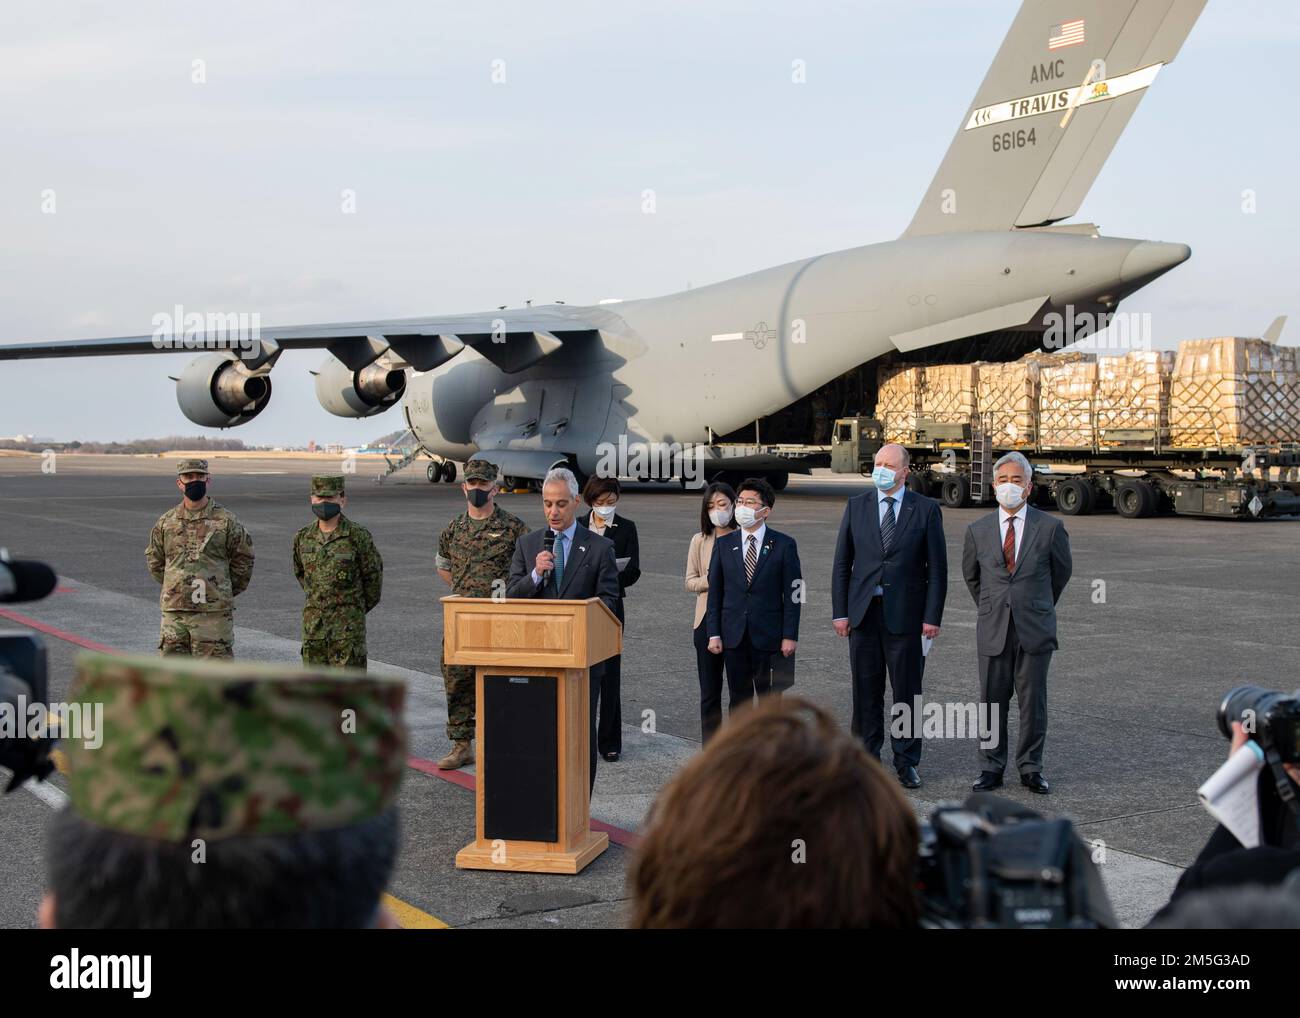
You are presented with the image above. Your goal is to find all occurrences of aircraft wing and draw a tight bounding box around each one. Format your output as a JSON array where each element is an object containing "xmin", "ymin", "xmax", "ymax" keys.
[{"xmin": 0, "ymin": 305, "xmax": 609, "ymax": 373}]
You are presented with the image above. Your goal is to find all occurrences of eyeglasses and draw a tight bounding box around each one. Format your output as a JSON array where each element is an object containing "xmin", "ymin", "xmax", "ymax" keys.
[{"xmin": 736, "ymin": 499, "xmax": 765, "ymax": 508}]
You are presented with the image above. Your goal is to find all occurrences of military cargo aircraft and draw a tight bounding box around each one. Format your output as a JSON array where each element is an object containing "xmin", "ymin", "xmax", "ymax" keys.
[{"xmin": 0, "ymin": 0, "xmax": 1206, "ymax": 487}]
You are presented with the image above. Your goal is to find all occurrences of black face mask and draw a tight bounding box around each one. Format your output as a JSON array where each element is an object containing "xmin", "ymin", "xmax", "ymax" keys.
[
  {"xmin": 312, "ymin": 502, "xmax": 342, "ymax": 521},
  {"xmin": 183, "ymin": 480, "xmax": 207, "ymax": 501},
  {"xmin": 466, "ymin": 488, "xmax": 490, "ymax": 509}
]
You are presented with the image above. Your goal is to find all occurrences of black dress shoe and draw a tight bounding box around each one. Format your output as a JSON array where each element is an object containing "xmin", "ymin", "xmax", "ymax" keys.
[
  {"xmin": 897, "ymin": 765, "xmax": 921, "ymax": 789},
  {"xmin": 972, "ymin": 770, "xmax": 1003, "ymax": 791},
  {"xmin": 1021, "ymin": 772, "xmax": 1050, "ymax": 794},
  {"xmin": 602, "ymin": 750, "xmax": 620, "ymax": 762}
]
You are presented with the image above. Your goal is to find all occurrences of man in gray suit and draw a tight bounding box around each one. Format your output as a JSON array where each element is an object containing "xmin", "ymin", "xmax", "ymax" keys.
[
  {"xmin": 962, "ymin": 451, "xmax": 1072, "ymax": 794},
  {"xmin": 507, "ymin": 466, "xmax": 620, "ymax": 792}
]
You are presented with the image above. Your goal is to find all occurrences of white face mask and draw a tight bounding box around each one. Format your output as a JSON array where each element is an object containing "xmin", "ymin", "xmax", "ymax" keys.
[
  {"xmin": 592, "ymin": 504, "xmax": 616, "ymax": 521},
  {"xmin": 734, "ymin": 504, "xmax": 763, "ymax": 528},
  {"xmin": 708, "ymin": 507, "xmax": 733, "ymax": 528},
  {"xmin": 995, "ymin": 482, "xmax": 1027, "ymax": 510}
]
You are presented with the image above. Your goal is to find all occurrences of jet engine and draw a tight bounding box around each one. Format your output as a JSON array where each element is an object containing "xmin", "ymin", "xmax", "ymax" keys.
[
  {"xmin": 313, "ymin": 354, "xmax": 407, "ymax": 418},
  {"xmin": 175, "ymin": 352, "xmax": 273, "ymax": 427}
]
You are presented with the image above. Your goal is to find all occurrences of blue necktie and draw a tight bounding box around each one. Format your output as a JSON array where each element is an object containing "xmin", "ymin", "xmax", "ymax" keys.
[
  {"xmin": 881, "ymin": 497, "xmax": 897, "ymax": 552},
  {"xmin": 552, "ymin": 531, "xmax": 566, "ymax": 589}
]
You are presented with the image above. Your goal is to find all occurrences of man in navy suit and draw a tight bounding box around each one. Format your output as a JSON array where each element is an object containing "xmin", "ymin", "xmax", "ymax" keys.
[
  {"xmin": 506, "ymin": 467, "xmax": 620, "ymax": 793},
  {"xmin": 832, "ymin": 443, "xmax": 947, "ymax": 788},
  {"xmin": 706, "ymin": 477, "xmax": 802, "ymax": 719}
]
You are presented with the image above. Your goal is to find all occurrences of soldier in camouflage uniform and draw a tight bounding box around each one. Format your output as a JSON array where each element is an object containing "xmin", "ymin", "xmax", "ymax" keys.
[
  {"xmin": 145, "ymin": 458, "xmax": 255, "ymax": 659},
  {"xmin": 292, "ymin": 475, "xmax": 383, "ymax": 669},
  {"xmin": 435, "ymin": 458, "xmax": 528, "ymax": 769},
  {"xmin": 42, "ymin": 651, "xmax": 407, "ymax": 929}
]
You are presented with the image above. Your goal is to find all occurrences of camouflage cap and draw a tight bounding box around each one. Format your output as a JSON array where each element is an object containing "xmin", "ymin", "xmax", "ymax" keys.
[
  {"xmin": 311, "ymin": 474, "xmax": 346, "ymax": 497},
  {"xmin": 176, "ymin": 458, "xmax": 209, "ymax": 476},
  {"xmin": 64, "ymin": 653, "xmax": 407, "ymax": 842},
  {"xmin": 463, "ymin": 458, "xmax": 498, "ymax": 482}
]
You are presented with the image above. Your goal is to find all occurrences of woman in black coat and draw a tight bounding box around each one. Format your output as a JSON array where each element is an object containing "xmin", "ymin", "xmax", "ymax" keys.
[{"xmin": 579, "ymin": 475, "xmax": 640, "ymax": 761}]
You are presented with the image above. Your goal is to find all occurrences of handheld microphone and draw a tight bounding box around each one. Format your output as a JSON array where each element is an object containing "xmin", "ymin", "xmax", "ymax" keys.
[
  {"xmin": 0, "ymin": 560, "xmax": 58, "ymax": 604},
  {"xmin": 541, "ymin": 532, "xmax": 555, "ymax": 581}
]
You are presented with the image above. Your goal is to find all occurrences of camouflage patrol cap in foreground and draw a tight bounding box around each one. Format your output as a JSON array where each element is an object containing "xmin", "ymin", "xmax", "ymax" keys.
[
  {"xmin": 311, "ymin": 474, "xmax": 346, "ymax": 497},
  {"xmin": 176, "ymin": 458, "xmax": 209, "ymax": 476},
  {"xmin": 463, "ymin": 458, "xmax": 498, "ymax": 482},
  {"xmin": 64, "ymin": 653, "xmax": 407, "ymax": 842}
]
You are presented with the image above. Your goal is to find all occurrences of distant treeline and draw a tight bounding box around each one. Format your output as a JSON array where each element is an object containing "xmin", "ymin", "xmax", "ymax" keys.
[{"xmin": 0, "ymin": 436, "xmax": 249, "ymax": 453}]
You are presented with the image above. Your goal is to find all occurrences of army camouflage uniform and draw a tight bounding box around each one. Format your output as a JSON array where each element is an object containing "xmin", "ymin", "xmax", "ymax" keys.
[
  {"xmin": 146, "ymin": 460, "xmax": 254, "ymax": 659},
  {"xmin": 293, "ymin": 476, "xmax": 383, "ymax": 669},
  {"xmin": 63, "ymin": 651, "xmax": 406, "ymax": 844},
  {"xmin": 437, "ymin": 463, "xmax": 528, "ymax": 743}
]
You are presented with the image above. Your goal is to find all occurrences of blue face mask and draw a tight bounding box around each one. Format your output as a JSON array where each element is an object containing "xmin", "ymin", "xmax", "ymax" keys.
[{"xmin": 871, "ymin": 466, "xmax": 897, "ymax": 491}]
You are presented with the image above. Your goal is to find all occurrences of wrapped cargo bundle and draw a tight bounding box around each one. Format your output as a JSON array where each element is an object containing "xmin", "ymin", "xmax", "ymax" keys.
[
  {"xmin": 920, "ymin": 363, "xmax": 978, "ymax": 425},
  {"xmin": 877, "ymin": 363, "xmax": 924, "ymax": 444},
  {"xmin": 974, "ymin": 360, "xmax": 1038, "ymax": 447},
  {"xmin": 1170, "ymin": 338, "xmax": 1300, "ymax": 447},
  {"xmin": 1038, "ymin": 355, "xmax": 1097, "ymax": 448},
  {"xmin": 1096, "ymin": 350, "xmax": 1173, "ymax": 444}
]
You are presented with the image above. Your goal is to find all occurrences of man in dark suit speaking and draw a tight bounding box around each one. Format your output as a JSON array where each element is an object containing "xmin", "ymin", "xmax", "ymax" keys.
[
  {"xmin": 832, "ymin": 443, "xmax": 947, "ymax": 789},
  {"xmin": 705, "ymin": 477, "xmax": 802, "ymax": 721},
  {"xmin": 963, "ymin": 451, "xmax": 1072, "ymax": 795},
  {"xmin": 507, "ymin": 467, "xmax": 620, "ymax": 792}
]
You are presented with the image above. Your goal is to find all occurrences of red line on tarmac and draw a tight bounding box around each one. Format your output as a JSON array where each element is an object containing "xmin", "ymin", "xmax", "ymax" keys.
[
  {"xmin": 0, "ymin": 608, "xmax": 645, "ymax": 850},
  {"xmin": 0, "ymin": 608, "xmax": 122, "ymax": 655},
  {"xmin": 405, "ymin": 754, "xmax": 642, "ymax": 849}
]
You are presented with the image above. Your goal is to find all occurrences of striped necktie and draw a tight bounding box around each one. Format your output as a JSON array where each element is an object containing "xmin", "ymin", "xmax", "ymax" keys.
[
  {"xmin": 552, "ymin": 531, "xmax": 566, "ymax": 589},
  {"xmin": 744, "ymin": 534, "xmax": 758, "ymax": 585},
  {"xmin": 881, "ymin": 497, "xmax": 897, "ymax": 552}
]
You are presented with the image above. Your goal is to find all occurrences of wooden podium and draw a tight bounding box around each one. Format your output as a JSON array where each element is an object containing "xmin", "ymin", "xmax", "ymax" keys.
[{"xmin": 441, "ymin": 596, "xmax": 622, "ymax": 874}]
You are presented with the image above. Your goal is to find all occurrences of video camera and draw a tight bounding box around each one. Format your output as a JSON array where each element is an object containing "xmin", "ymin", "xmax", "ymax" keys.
[
  {"xmin": 1217, "ymin": 685, "xmax": 1300, "ymax": 848},
  {"xmin": 0, "ymin": 552, "xmax": 58, "ymax": 790},
  {"xmin": 917, "ymin": 794, "xmax": 1116, "ymax": 929}
]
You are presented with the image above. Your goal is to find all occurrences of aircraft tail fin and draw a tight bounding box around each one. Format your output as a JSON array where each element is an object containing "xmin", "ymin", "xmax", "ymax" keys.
[{"xmin": 903, "ymin": 0, "xmax": 1206, "ymax": 237}]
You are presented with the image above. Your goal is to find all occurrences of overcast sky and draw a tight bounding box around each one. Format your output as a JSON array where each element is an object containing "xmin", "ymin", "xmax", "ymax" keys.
[{"xmin": 1, "ymin": 0, "xmax": 1295, "ymax": 444}]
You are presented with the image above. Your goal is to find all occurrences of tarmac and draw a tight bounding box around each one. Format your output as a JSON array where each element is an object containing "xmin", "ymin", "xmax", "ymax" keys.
[{"xmin": 3, "ymin": 452, "xmax": 1297, "ymax": 929}]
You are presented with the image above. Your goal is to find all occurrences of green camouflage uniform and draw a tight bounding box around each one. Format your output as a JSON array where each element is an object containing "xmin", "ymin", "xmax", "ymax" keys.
[
  {"xmin": 436, "ymin": 460, "xmax": 528, "ymax": 742},
  {"xmin": 145, "ymin": 459, "xmax": 254, "ymax": 659},
  {"xmin": 63, "ymin": 652, "xmax": 407, "ymax": 843},
  {"xmin": 293, "ymin": 476, "xmax": 383, "ymax": 669}
]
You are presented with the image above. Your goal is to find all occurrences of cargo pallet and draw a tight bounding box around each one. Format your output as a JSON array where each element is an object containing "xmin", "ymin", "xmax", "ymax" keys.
[{"xmin": 831, "ymin": 415, "xmax": 1300, "ymax": 520}]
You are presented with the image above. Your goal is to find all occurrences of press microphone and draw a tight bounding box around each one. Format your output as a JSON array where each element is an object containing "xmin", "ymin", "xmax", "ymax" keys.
[
  {"xmin": 541, "ymin": 532, "xmax": 556, "ymax": 581},
  {"xmin": 0, "ymin": 559, "xmax": 58, "ymax": 604}
]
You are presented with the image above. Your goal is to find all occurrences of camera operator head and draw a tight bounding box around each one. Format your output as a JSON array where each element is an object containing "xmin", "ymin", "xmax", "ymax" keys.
[
  {"xmin": 628, "ymin": 697, "xmax": 920, "ymax": 929},
  {"xmin": 41, "ymin": 653, "xmax": 409, "ymax": 929}
]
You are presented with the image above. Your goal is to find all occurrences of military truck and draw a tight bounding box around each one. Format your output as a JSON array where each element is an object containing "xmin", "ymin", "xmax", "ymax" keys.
[{"xmin": 831, "ymin": 415, "xmax": 1300, "ymax": 520}]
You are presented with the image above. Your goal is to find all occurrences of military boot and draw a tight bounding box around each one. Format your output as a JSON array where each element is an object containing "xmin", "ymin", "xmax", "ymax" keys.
[{"xmin": 437, "ymin": 740, "xmax": 473, "ymax": 770}]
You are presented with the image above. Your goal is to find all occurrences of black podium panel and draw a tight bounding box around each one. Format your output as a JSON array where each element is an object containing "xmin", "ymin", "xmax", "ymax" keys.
[{"xmin": 483, "ymin": 673, "xmax": 558, "ymax": 843}]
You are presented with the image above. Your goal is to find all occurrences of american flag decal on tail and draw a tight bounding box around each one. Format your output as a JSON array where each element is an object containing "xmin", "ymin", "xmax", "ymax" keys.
[{"xmin": 1049, "ymin": 18, "xmax": 1085, "ymax": 50}]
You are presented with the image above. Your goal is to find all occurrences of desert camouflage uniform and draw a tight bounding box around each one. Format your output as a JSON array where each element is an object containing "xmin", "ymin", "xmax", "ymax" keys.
[
  {"xmin": 146, "ymin": 492, "xmax": 254, "ymax": 660},
  {"xmin": 293, "ymin": 515, "xmax": 383, "ymax": 669},
  {"xmin": 437, "ymin": 499, "xmax": 528, "ymax": 742},
  {"xmin": 63, "ymin": 652, "xmax": 407, "ymax": 843}
]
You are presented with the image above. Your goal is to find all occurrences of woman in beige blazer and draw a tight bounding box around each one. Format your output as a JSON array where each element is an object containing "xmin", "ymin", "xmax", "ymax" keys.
[{"xmin": 686, "ymin": 481, "xmax": 737, "ymax": 742}]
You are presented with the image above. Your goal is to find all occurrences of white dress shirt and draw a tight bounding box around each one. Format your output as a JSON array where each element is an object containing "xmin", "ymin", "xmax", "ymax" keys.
[{"xmin": 998, "ymin": 503, "xmax": 1027, "ymax": 562}]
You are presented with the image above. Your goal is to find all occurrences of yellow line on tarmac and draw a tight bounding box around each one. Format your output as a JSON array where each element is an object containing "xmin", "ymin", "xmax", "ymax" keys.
[{"xmin": 382, "ymin": 893, "xmax": 449, "ymax": 929}]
